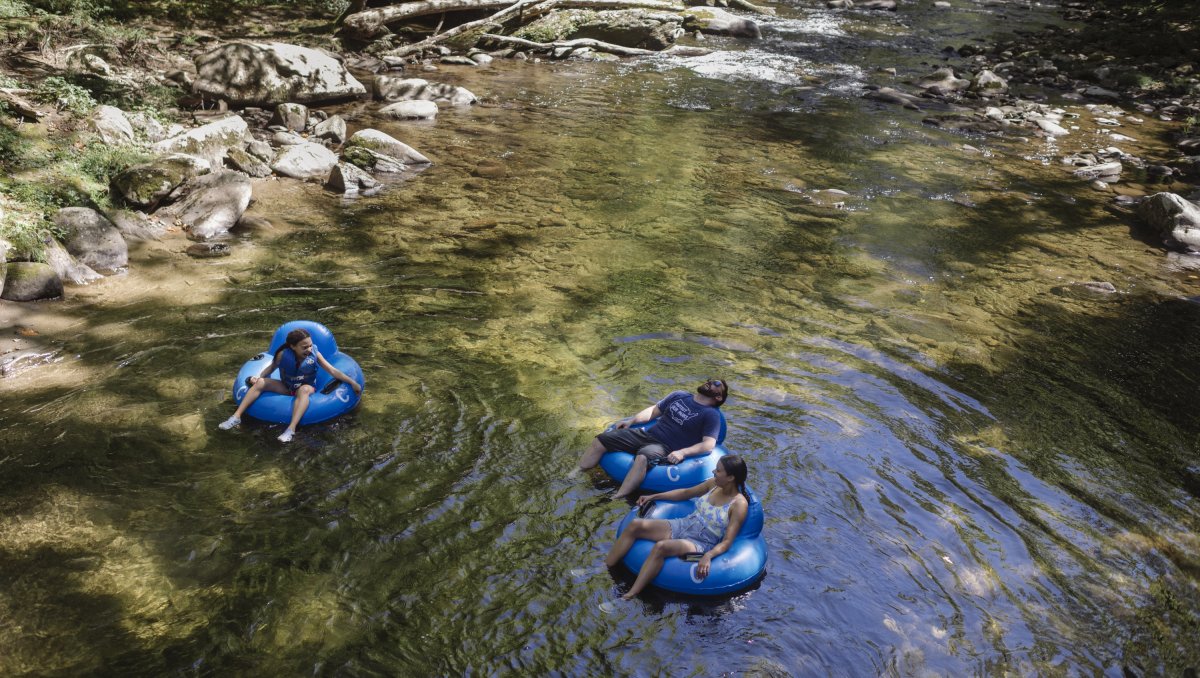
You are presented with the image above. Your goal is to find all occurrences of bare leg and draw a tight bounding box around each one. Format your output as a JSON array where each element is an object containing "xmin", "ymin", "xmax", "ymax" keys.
[
  {"xmin": 624, "ymin": 538, "xmax": 697, "ymax": 599},
  {"xmin": 605, "ymin": 518, "xmax": 670, "ymax": 568},
  {"xmin": 233, "ymin": 378, "xmax": 290, "ymax": 418},
  {"xmin": 577, "ymin": 437, "xmax": 607, "ymax": 470},
  {"xmin": 613, "ymin": 454, "xmax": 651, "ymax": 499},
  {"xmin": 285, "ymin": 384, "xmax": 315, "ymax": 433}
]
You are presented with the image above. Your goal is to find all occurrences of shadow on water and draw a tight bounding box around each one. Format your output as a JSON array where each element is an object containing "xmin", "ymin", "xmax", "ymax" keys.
[{"xmin": 4, "ymin": 8, "xmax": 1200, "ymax": 675}]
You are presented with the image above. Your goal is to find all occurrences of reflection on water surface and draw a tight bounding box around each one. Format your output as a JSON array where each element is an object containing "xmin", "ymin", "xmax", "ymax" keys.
[{"xmin": 2, "ymin": 1, "xmax": 1199, "ymax": 674}]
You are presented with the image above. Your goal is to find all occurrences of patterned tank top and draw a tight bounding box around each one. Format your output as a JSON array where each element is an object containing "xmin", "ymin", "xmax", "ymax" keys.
[{"xmin": 693, "ymin": 488, "xmax": 734, "ymax": 542}]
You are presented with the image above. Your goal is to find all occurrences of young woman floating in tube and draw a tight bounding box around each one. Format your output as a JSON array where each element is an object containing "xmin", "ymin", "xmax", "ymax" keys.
[
  {"xmin": 218, "ymin": 327, "xmax": 361, "ymax": 443},
  {"xmin": 605, "ymin": 454, "xmax": 750, "ymax": 599}
]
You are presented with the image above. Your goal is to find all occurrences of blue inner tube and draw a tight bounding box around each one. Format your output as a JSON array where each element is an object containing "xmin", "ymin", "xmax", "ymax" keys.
[
  {"xmin": 231, "ymin": 320, "xmax": 365, "ymax": 426},
  {"xmin": 598, "ymin": 413, "xmax": 728, "ymax": 492},
  {"xmin": 616, "ymin": 485, "xmax": 767, "ymax": 596}
]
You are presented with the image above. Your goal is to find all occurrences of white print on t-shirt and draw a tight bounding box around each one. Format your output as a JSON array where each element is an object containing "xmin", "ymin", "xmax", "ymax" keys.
[{"xmin": 666, "ymin": 399, "xmax": 699, "ymax": 425}]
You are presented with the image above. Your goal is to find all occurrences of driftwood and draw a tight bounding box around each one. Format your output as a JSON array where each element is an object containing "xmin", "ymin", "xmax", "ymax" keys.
[
  {"xmin": 385, "ymin": 0, "xmax": 559, "ymax": 57},
  {"xmin": 479, "ymin": 34, "xmax": 658, "ymax": 56},
  {"xmin": 481, "ymin": 34, "xmax": 713, "ymax": 57},
  {"xmin": 344, "ymin": 0, "xmax": 685, "ymax": 37},
  {"xmin": 729, "ymin": 0, "xmax": 775, "ymax": 14},
  {"xmin": 0, "ymin": 88, "xmax": 42, "ymax": 120}
]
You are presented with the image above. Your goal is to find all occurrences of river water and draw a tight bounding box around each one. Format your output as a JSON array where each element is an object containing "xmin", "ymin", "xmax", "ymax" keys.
[{"xmin": 3, "ymin": 0, "xmax": 1199, "ymax": 675}]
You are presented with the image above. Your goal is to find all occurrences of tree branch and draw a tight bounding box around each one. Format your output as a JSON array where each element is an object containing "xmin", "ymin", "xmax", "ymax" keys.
[
  {"xmin": 345, "ymin": 0, "xmax": 685, "ymax": 38},
  {"xmin": 384, "ymin": 0, "xmax": 559, "ymax": 58}
]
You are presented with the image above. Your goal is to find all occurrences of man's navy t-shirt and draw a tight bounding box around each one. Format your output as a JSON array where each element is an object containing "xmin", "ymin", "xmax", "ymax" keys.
[{"xmin": 648, "ymin": 391, "xmax": 722, "ymax": 452}]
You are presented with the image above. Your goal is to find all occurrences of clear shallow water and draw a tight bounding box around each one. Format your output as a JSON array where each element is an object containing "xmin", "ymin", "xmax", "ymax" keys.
[{"xmin": 2, "ymin": 1, "xmax": 1200, "ymax": 675}]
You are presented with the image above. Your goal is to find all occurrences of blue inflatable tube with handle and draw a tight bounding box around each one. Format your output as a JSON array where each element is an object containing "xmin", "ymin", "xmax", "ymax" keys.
[
  {"xmin": 599, "ymin": 413, "xmax": 728, "ymax": 492},
  {"xmin": 615, "ymin": 485, "xmax": 767, "ymax": 595},
  {"xmin": 231, "ymin": 320, "xmax": 365, "ymax": 426}
]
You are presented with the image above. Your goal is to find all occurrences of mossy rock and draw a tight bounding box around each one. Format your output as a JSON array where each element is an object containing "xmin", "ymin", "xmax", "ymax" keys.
[
  {"xmin": 1, "ymin": 262, "xmax": 63, "ymax": 301},
  {"xmin": 112, "ymin": 154, "xmax": 210, "ymax": 209}
]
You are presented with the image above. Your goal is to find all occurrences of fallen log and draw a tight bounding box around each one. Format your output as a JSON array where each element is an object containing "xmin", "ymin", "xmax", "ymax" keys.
[
  {"xmin": 385, "ymin": 0, "xmax": 559, "ymax": 58},
  {"xmin": 344, "ymin": 0, "xmax": 685, "ymax": 38},
  {"xmin": 0, "ymin": 88, "xmax": 42, "ymax": 120},
  {"xmin": 479, "ymin": 34, "xmax": 660, "ymax": 57},
  {"xmin": 729, "ymin": 0, "xmax": 775, "ymax": 14}
]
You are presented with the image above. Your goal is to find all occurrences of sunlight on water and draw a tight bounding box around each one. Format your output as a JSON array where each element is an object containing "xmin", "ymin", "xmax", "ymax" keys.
[{"xmin": 1, "ymin": 0, "xmax": 1199, "ymax": 675}]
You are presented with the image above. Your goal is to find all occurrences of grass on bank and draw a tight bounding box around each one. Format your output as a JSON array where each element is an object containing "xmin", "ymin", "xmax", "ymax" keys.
[{"xmin": 0, "ymin": 72, "xmax": 151, "ymax": 259}]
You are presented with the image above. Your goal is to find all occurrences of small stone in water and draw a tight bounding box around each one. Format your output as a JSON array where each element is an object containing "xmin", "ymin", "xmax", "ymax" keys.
[{"xmin": 187, "ymin": 242, "xmax": 231, "ymax": 258}]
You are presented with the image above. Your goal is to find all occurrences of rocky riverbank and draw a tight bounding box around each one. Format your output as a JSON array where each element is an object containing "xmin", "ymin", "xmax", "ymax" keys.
[{"xmin": 2, "ymin": 0, "xmax": 1199, "ymax": 375}]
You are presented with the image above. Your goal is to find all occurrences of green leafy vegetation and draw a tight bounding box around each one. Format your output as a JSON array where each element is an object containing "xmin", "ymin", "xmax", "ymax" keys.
[{"xmin": 33, "ymin": 76, "xmax": 96, "ymax": 116}]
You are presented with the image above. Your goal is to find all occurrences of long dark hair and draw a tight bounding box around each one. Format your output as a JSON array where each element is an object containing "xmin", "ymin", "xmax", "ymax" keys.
[
  {"xmin": 718, "ymin": 454, "xmax": 748, "ymax": 499},
  {"xmin": 273, "ymin": 328, "xmax": 311, "ymax": 367}
]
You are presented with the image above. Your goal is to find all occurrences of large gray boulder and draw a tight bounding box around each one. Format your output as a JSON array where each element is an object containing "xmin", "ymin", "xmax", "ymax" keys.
[
  {"xmin": 55, "ymin": 207, "xmax": 127, "ymax": 274},
  {"xmin": 42, "ymin": 238, "xmax": 101, "ymax": 285},
  {"xmin": 104, "ymin": 209, "xmax": 167, "ymax": 242},
  {"xmin": 152, "ymin": 116, "xmax": 249, "ymax": 168},
  {"xmin": 1, "ymin": 262, "xmax": 63, "ymax": 301},
  {"xmin": 271, "ymin": 142, "xmax": 340, "ymax": 181},
  {"xmin": 682, "ymin": 8, "xmax": 760, "ymax": 39},
  {"xmin": 193, "ymin": 42, "xmax": 367, "ymax": 107},
  {"xmin": 374, "ymin": 76, "xmax": 477, "ymax": 106},
  {"xmin": 344, "ymin": 129, "xmax": 431, "ymax": 166},
  {"xmin": 1139, "ymin": 192, "xmax": 1200, "ymax": 250},
  {"xmin": 518, "ymin": 9, "xmax": 682, "ymax": 50},
  {"xmin": 112, "ymin": 153, "xmax": 211, "ymax": 210},
  {"xmin": 159, "ymin": 170, "xmax": 253, "ymax": 241},
  {"xmin": 90, "ymin": 105, "xmax": 135, "ymax": 145}
]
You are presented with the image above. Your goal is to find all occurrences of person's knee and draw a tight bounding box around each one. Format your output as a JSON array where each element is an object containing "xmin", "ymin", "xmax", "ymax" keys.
[
  {"xmin": 632, "ymin": 455, "xmax": 648, "ymax": 469},
  {"xmin": 297, "ymin": 385, "xmax": 315, "ymax": 396}
]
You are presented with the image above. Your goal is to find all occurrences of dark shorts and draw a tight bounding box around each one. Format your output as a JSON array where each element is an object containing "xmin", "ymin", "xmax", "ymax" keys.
[{"xmin": 596, "ymin": 427, "xmax": 667, "ymax": 460}]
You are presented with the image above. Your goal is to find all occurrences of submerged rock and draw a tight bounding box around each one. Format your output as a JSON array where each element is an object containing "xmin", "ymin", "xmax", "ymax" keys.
[
  {"xmin": 864, "ymin": 87, "xmax": 923, "ymax": 111},
  {"xmin": 380, "ymin": 100, "xmax": 438, "ymax": 120},
  {"xmin": 326, "ymin": 163, "xmax": 380, "ymax": 195},
  {"xmin": 186, "ymin": 242, "xmax": 231, "ymax": 258},
  {"xmin": 374, "ymin": 76, "xmax": 477, "ymax": 106}
]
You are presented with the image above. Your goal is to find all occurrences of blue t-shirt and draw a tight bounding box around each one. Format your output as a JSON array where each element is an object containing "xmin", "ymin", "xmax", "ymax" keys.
[
  {"xmin": 279, "ymin": 347, "xmax": 320, "ymax": 390},
  {"xmin": 648, "ymin": 391, "xmax": 722, "ymax": 452}
]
